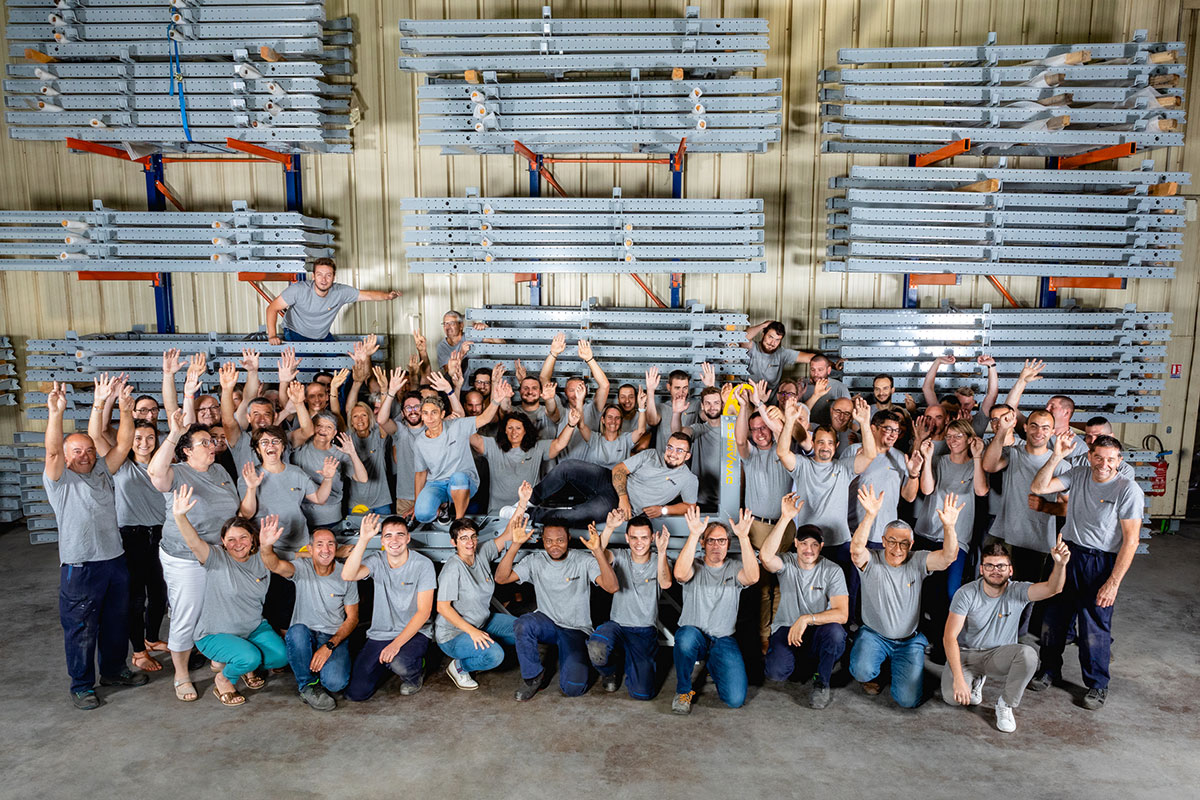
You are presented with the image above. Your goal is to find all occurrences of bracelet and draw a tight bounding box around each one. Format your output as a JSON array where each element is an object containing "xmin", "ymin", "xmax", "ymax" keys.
[
  {"xmin": 637, "ymin": 406, "xmax": 647, "ymax": 413},
  {"xmin": 908, "ymin": 473, "xmax": 920, "ymax": 479}
]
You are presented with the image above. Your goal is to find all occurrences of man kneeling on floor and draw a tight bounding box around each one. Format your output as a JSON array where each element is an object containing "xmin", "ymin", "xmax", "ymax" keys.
[
  {"xmin": 849, "ymin": 486, "xmax": 962, "ymax": 708},
  {"xmin": 759, "ymin": 494, "xmax": 849, "ymax": 709},
  {"xmin": 261, "ymin": 524, "xmax": 360, "ymax": 711},
  {"xmin": 942, "ymin": 537, "xmax": 1069, "ymax": 732},
  {"xmin": 494, "ymin": 518, "xmax": 618, "ymax": 700}
]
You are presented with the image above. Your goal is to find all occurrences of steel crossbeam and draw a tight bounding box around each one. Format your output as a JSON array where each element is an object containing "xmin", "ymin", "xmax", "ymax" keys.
[
  {"xmin": 823, "ymin": 85, "xmax": 1183, "ymax": 104},
  {"xmin": 823, "ymin": 122, "xmax": 1182, "ymax": 148},
  {"xmin": 837, "ymin": 164, "xmax": 1190, "ymax": 185},
  {"xmin": 832, "ymin": 191, "xmax": 1184, "ymax": 211},
  {"xmin": 825, "ymin": 260, "xmax": 1175, "ymax": 279},
  {"xmin": 837, "ymin": 40, "xmax": 1183, "ymax": 63},
  {"xmin": 821, "ymin": 64, "xmax": 1185, "ymax": 84}
]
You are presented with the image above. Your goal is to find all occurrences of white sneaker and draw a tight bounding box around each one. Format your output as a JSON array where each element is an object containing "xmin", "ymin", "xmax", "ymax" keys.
[
  {"xmin": 970, "ymin": 675, "xmax": 986, "ymax": 706},
  {"xmin": 995, "ymin": 696, "xmax": 1016, "ymax": 733},
  {"xmin": 446, "ymin": 660, "xmax": 478, "ymax": 691},
  {"xmin": 498, "ymin": 505, "xmax": 517, "ymax": 522}
]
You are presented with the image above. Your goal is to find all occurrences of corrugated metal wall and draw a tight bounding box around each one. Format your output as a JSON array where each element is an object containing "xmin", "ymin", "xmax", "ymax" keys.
[{"xmin": 1, "ymin": 0, "xmax": 1197, "ymax": 516}]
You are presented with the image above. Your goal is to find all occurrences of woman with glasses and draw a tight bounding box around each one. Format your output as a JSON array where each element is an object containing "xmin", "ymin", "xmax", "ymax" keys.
[
  {"xmin": 149, "ymin": 410, "xmax": 240, "ymax": 702},
  {"xmin": 292, "ymin": 411, "xmax": 369, "ymax": 532}
]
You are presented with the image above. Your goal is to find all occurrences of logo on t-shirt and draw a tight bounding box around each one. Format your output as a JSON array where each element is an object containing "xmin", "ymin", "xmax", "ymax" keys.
[{"xmin": 565, "ymin": 575, "xmax": 579, "ymax": 583}]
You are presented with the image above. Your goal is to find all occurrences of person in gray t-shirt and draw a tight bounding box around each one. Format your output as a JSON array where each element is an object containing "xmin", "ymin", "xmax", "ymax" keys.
[
  {"xmin": 46, "ymin": 378, "xmax": 147, "ymax": 704},
  {"xmin": 266, "ymin": 258, "xmax": 400, "ymax": 344},
  {"xmin": 471, "ymin": 411, "xmax": 573, "ymax": 514},
  {"xmin": 671, "ymin": 508, "xmax": 759, "ymax": 713},
  {"xmin": 260, "ymin": 526, "xmax": 359, "ymax": 710},
  {"xmin": 615, "ymin": 434, "xmax": 700, "ymax": 518},
  {"xmin": 799, "ymin": 355, "xmax": 850, "ymax": 428},
  {"xmin": 342, "ymin": 515, "xmax": 437, "ymax": 701},
  {"xmin": 760, "ymin": 496, "xmax": 849, "ymax": 708},
  {"xmin": 412, "ymin": 389, "xmax": 504, "ymax": 524},
  {"xmin": 741, "ymin": 319, "xmax": 813, "ymax": 389},
  {"xmin": 943, "ymin": 538, "xmax": 1069, "ymax": 732},
  {"xmin": 237, "ymin": 425, "xmax": 334, "ymax": 555},
  {"xmin": 173, "ymin": 486, "xmax": 288, "ymax": 706},
  {"xmin": 675, "ymin": 388, "xmax": 725, "ymax": 508},
  {"xmin": 848, "ymin": 485, "xmax": 962, "ymax": 708},
  {"xmin": 495, "ymin": 519, "xmax": 618, "ymax": 700},
  {"xmin": 588, "ymin": 513, "xmax": 673, "ymax": 700},
  {"xmin": 1029, "ymin": 433, "xmax": 1143, "ymax": 709},
  {"xmin": 377, "ymin": 380, "xmax": 426, "ymax": 517}
]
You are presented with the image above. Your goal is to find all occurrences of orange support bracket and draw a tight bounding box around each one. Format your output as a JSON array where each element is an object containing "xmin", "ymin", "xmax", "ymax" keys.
[
  {"xmin": 65, "ymin": 137, "xmax": 152, "ymax": 164},
  {"xmin": 905, "ymin": 273, "xmax": 958, "ymax": 286},
  {"xmin": 512, "ymin": 273, "xmax": 537, "ymax": 284},
  {"xmin": 1048, "ymin": 276, "xmax": 1126, "ymax": 291},
  {"xmin": 155, "ymin": 180, "xmax": 185, "ymax": 211},
  {"xmin": 512, "ymin": 139, "xmax": 568, "ymax": 198},
  {"xmin": 238, "ymin": 272, "xmax": 300, "ymax": 282},
  {"xmin": 914, "ymin": 139, "xmax": 971, "ymax": 167},
  {"xmin": 671, "ymin": 137, "xmax": 688, "ymax": 171},
  {"xmin": 77, "ymin": 271, "xmax": 160, "ymax": 283},
  {"xmin": 1052, "ymin": 143, "xmax": 1136, "ymax": 169},
  {"xmin": 223, "ymin": 138, "xmax": 294, "ymax": 166}
]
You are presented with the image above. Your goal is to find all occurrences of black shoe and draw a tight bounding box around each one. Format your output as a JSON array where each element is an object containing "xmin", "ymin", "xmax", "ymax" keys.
[
  {"xmin": 601, "ymin": 673, "xmax": 620, "ymax": 693},
  {"xmin": 1027, "ymin": 672, "xmax": 1054, "ymax": 693},
  {"xmin": 188, "ymin": 650, "xmax": 208, "ymax": 671},
  {"xmin": 1082, "ymin": 687, "xmax": 1108, "ymax": 710},
  {"xmin": 100, "ymin": 669, "xmax": 149, "ymax": 687},
  {"xmin": 299, "ymin": 684, "xmax": 337, "ymax": 711},
  {"xmin": 436, "ymin": 504, "xmax": 453, "ymax": 524},
  {"xmin": 515, "ymin": 671, "xmax": 547, "ymax": 702},
  {"xmin": 810, "ymin": 678, "xmax": 832, "ymax": 709},
  {"xmin": 399, "ymin": 675, "xmax": 424, "ymax": 696},
  {"xmin": 71, "ymin": 690, "xmax": 100, "ymax": 710}
]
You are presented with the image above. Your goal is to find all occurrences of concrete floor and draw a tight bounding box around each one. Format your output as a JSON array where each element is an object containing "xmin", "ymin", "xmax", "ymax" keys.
[{"xmin": 2, "ymin": 526, "xmax": 1198, "ymax": 800}]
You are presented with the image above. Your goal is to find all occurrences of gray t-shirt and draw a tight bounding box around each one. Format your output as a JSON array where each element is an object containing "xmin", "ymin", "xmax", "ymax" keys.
[
  {"xmin": 689, "ymin": 420, "xmax": 724, "ymax": 507},
  {"xmin": 114, "ymin": 460, "xmax": 166, "ymax": 528},
  {"xmin": 159, "ymin": 463, "xmax": 240, "ymax": 560},
  {"xmin": 280, "ymin": 281, "xmax": 358, "ymax": 340},
  {"xmin": 654, "ymin": 398, "xmax": 697, "ymax": 458},
  {"xmin": 622, "ymin": 449, "xmax": 700, "ymax": 512},
  {"xmin": 557, "ymin": 403, "xmax": 602, "ymax": 461},
  {"xmin": 482, "ymin": 438, "xmax": 551, "ymax": 514},
  {"xmin": 230, "ymin": 430, "xmax": 290, "ymax": 473},
  {"xmin": 239, "ymin": 465, "xmax": 316, "ymax": 554},
  {"xmin": 994, "ymin": 444, "xmax": 1066, "ymax": 553},
  {"xmin": 772, "ymin": 555, "xmax": 848, "ymax": 632},
  {"xmin": 436, "ymin": 337, "xmax": 461, "ymax": 369},
  {"xmin": 950, "ymin": 578, "xmax": 1033, "ymax": 650},
  {"xmin": 349, "ymin": 427, "xmax": 392, "ymax": 510},
  {"xmin": 583, "ymin": 430, "xmax": 637, "ymax": 470},
  {"xmin": 678, "ymin": 558, "xmax": 747, "ymax": 638},
  {"xmin": 609, "ymin": 548, "xmax": 662, "ymax": 628},
  {"xmin": 848, "ymin": 446, "xmax": 907, "ymax": 544},
  {"xmin": 800, "ymin": 378, "xmax": 851, "ymax": 427},
  {"xmin": 914, "ymin": 455, "xmax": 978, "ymax": 552},
  {"xmin": 390, "ymin": 423, "xmax": 423, "ymax": 501},
  {"xmin": 434, "ymin": 538, "xmax": 501, "ymax": 644},
  {"xmin": 791, "ymin": 454, "xmax": 855, "ymax": 546},
  {"xmin": 291, "ymin": 442, "xmax": 352, "ymax": 528},
  {"xmin": 747, "ymin": 340, "xmax": 800, "ymax": 388},
  {"xmin": 195, "ymin": 546, "xmax": 268, "ymax": 639},
  {"xmin": 362, "ymin": 550, "xmax": 437, "ymax": 641},
  {"xmin": 44, "ymin": 461, "xmax": 123, "ymax": 565},
  {"xmin": 289, "ymin": 556, "xmax": 359, "ymax": 635},
  {"xmin": 743, "ymin": 444, "xmax": 793, "ymax": 520},
  {"xmin": 514, "ymin": 548, "xmax": 602, "ymax": 633},
  {"xmin": 1058, "ymin": 466, "xmax": 1143, "ymax": 553},
  {"xmin": 412, "ymin": 417, "xmax": 479, "ymax": 485},
  {"xmin": 520, "ymin": 405, "xmax": 559, "ymax": 441},
  {"xmin": 860, "ymin": 550, "xmax": 930, "ymax": 641}
]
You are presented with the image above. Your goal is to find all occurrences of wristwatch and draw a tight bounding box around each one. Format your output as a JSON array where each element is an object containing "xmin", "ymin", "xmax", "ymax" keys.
[{"xmin": 323, "ymin": 641, "xmax": 337, "ymax": 651}]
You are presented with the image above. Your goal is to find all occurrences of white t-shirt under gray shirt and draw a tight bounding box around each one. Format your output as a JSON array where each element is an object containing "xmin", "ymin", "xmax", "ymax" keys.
[
  {"xmin": 678, "ymin": 558, "xmax": 747, "ymax": 639},
  {"xmin": 44, "ymin": 460, "xmax": 124, "ymax": 565},
  {"xmin": 280, "ymin": 281, "xmax": 359, "ymax": 340},
  {"xmin": 362, "ymin": 550, "xmax": 437, "ymax": 641},
  {"xmin": 859, "ymin": 550, "xmax": 930, "ymax": 641},
  {"xmin": 513, "ymin": 548, "xmax": 602, "ymax": 633},
  {"xmin": 949, "ymin": 578, "xmax": 1033, "ymax": 651},
  {"xmin": 289, "ymin": 557, "xmax": 360, "ymax": 635},
  {"xmin": 1057, "ymin": 466, "xmax": 1144, "ymax": 553},
  {"xmin": 771, "ymin": 555, "xmax": 848, "ymax": 633}
]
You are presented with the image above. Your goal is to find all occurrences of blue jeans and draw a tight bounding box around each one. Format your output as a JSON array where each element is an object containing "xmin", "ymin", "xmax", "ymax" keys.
[
  {"xmin": 284, "ymin": 624, "xmax": 352, "ymax": 692},
  {"xmin": 1039, "ymin": 545, "xmax": 1117, "ymax": 690},
  {"xmin": 437, "ymin": 612, "xmax": 517, "ymax": 673},
  {"xmin": 368, "ymin": 504, "xmax": 392, "ymax": 516},
  {"xmin": 513, "ymin": 611, "xmax": 591, "ymax": 696},
  {"xmin": 346, "ymin": 634, "xmax": 430, "ymax": 702},
  {"xmin": 764, "ymin": 623, "xmax": 847, "ymax": 685},
  {"xmin": 588, "ymin": 621, "xmax": 658, "ymax": 700},
  {"xmin": 849, "ymin": 625, "xmax": 929, "ymax": 708},
  {"xmin": 672, "ymin": 625, "xmax": 747, "ymax": 708},
  {"xmin": 282, "ymin": 328, "xmax": 335, "ymax": 343},
  {"xmin": 59, "ymin": 556, "xmax": 131, "ymax": 693},
  {"xmin": 414, "ymin": 472, "xmax": 479, "ymax": 523},
  {"xmin": 196, "ymin": 620, "xmax": 288, "ymax": 682}
]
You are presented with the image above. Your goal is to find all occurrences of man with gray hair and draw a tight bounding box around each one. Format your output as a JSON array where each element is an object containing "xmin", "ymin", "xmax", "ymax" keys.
[{"xmin": 848, "ymin": 485, "xmax": 962, "ymax": 708}]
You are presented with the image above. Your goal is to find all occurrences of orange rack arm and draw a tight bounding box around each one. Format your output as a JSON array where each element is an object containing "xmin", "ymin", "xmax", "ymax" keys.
[{"xmin": 914, "ymin": 139, "xmax": 971, "ymax": 167}]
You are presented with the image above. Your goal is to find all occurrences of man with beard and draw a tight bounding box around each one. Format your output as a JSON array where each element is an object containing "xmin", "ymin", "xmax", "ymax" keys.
[
  {"xmin": 589, "ymin": 513, "xmax": 673, "ymax": 700},
  {"xmin": 672, "ymin": 386, "xmax": 725, "ymax": 507},
  {"xmin": 921, "ymin": 355, "xmax": 999, "ymax": 435},
  {"xmin": 494, "ymin": 519, "xmax": 618, "ymax": 700},
  {"xmin": 614, "ymin": 432, "xmax": 700, "ymax": 520},
  {"xmin": 943, "ymin": 538, "xmax": 1069, "ymax": 732},
  {"xmin": 646, "ymin": 366, "xmax": 710, "ymax": 457},
  {"xmin": 261, "ymin": 525, "xmax": 360, "ymax": 711},
  {"xmin": 798, "ymin": 355, "xmax": 850, "ymax": 427},
  {"xmin": 742, "ymin": 319, "xmax": 814, "ymax": 389},
  {"xmin": 222, "ymin": 350, "xmax": 308, "ymax": 471},
  {"xmin": 1028, "ymin": 434, "xmax": 1143, "ymax": 710},
  {"xmin": 502, "ymin": 374, "xmax": 560, "ymax": 440},
  {"xmin": 267, "ymin": 258, "xmax": 400, "ymax": 345},
  {"xmin": 377, "ymin": 378, "xmax": 425, "ymax": 519}
]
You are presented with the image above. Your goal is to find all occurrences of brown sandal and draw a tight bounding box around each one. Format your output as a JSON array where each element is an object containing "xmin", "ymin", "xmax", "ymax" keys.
[
  {"xmin": 212, "ymin": 685, "xmax": 245, "ymax": 706},
  {"xmin": 242, "ymin": 672, "xmax": 265, "ymax": 690},
  {"xmin": 133, "ymin": 651, "xmax": 162, "ymax": 672},
  {"xmin": 173, "ymin": 680, "xmax": 197, "ymax": 702}
]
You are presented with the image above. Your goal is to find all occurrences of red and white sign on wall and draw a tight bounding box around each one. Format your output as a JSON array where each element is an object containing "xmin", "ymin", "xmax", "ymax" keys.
[{"xmin": 1170, "ymin": 364, "xmax": 1182, "ymax": 379}]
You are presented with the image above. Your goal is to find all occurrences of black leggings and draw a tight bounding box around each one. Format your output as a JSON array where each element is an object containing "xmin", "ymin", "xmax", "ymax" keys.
[{"xmin": 119, "ymin": 525, "xmax": 167, "ymax": 650}]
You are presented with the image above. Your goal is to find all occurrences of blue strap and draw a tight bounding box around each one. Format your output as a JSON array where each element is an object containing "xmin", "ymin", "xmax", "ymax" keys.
[{"xmin": 167, "ymin": 21, "xmax": 192, "ymax": 142}]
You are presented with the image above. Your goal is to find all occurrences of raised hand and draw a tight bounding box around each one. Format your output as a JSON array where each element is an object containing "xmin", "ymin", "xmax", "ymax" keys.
[
  {"xmin": 644, "ymin": 366, "xmax": 660, "ymax": 396},
  {"xmin": 852, "ymin": 394, "xmax": 871, "ymax": 427},
  {"xmin": 577, "ymin": 339, "xmax": 594, "ymax": 362},
  {"xmin": 779, "ymin": 492, "xmax": 805, "ymax": 522},
  {"xmin": 93, "ymin": 372, "xmax": 117, "ymax": 403},
  {"xmin": 581, "ymin": 526, "xmax": 604, "ymax": 554},
  {"xmin": 919, "ymin": 437, "xmax": 934, "ymax": 460},
  {"xmin": 286, "ymin": 380, "xmax": 306, "ymax": 409},
  {"xmin": 913, "ymin": 415, "xmax": 929, "ymax": 442},
  {"xmin": 857, "ymin": 483, "xmax": 884, "ymax": 517},
  {"xmin": 935, "ymin": 354, "xmax": 955, "ymax": 367},
  {"xmin": 811, "ymin": 378, "xmax": 830, "ymax": 398},
  {"xmin": 671, "ymin": 394, "xmax": 690, "ymax": 414},
  {"xmin": 976, "ymin": 354, "xmax": 995, "ymax": 368},
  {"xmin": 1050, "ymin": 533, "xmax": 1071, "ymax": 565},
  {"xmin": 935, "ymin": 492, "xmax": 964, "ymax": 527},
  {"xmin": 407, "ymin": 353, "xmax": 422, "ymax": 376},
  {"xmin": 413, "ymin": 329, "xmax": 427, "ymax": 353},
  {"xmin": 720, "ymin": 382, "xmax": 734, "ymax": 407},
  {"xmin": 360, "ymin": 335, "xmax": 380, "ymax": 359},
  {"xmin": 117, "ymin": 382, "xmax": 134, "ymax": 411},
  {"xmin": 219, "ymin": 361, "xmax": 239, "ymax": 390},
  {"xmin": 783, "ymin": 396, "xmax": 802, "ymax": 422},
  {"xmin": 1019, "ymin": 359, "xmax": 1045, "ymax": 383},
  {"xmin": 387, "ymin": 367, "xmax": 408, "ymax": 396},
  {"xmin": 969, "ymin": 437, "xmax": 985, "ymax": 459},
  {"xmin": 359, "ymin": 512, "xmax": 381, "ymax": 541},
  {"xmin": 751, "ymin": 379, "xmax": 772, "ymax": 406},
  {"xmin": 471, "ymin": 321, "xmax": 487, "ymax": 331},
  {"xmin": 241, "ymin": 461, "xmax": 264, "ymax": 491},
  {"xmin": 729, "ymin": 508, "xmax": 754, "ymax": 539},
  {"xmin": 514, "ymin": 359, "xmax": 527, "ymax": 383},
  {"xmin": 685, "ymin": 505, "xmax": 709, "ymax": 538},
  {"xmin": 540, "ymin": 380, "xmax": 557, "ymax": 403},
  {"xmin": 279, "ymin": 347, "xmax": 300, "ymax": 386},
  {"xmin": 1054, "ymin": 431, "xmax": 1077, "ymax": 459},
  {"xmin": 905, "ymin": 450, "xmax": 924, "ymax": 477},
  {"xmin": 186, "ymin": 352, "xmax": 207, "ymax": 379},
  {"xmin": 429, "ymin": 371, "xmax": 453, "ymax": 395},
  {"xmin": 172, "ymin": 484, "xmax": 197, "ymax": 516},
  {"xmin": 654, "ymin": 526, "xmax": 671, "ymax": 554},
  {"xmin": 258, "ymin": 514, "xmax": 283, "ymax": 549},
  {"xmin": 168, "ymin": 407, "xmax": 186, "ymax": 435},
  {"xmin": 567, "ymin": 406, "xmax": 581, "ymax": 428},
  {"xmin": 320, "ymin": 456, "xmax": 339, "ymax": 479},
  {"xmin": 334, "ymin": 431, "xmax": 356, "ymax": 456},
  {"xmin": 549, "ymin": 332, "xmax": 566, "ymax": 357},
  {"xmin": 517, "ymin": 480, "xmax": 533, "ymax": 507},
  {"xmin": 239, "ymin": 348, "xmax": 260, "ymax": 373},
  {"xmin": 511, "ymin": 514, "xmax": 533, "ymax": 547},
  {"xmin": 995, "ymin": 409, "xmax": 1017, "ymax": 433},
  {"xmin": 600, "ymin": 508, "xmax": 625, "ymax": 533},
  {"xmin": 163, "ymin": 348, "xmax": 183, "ymax": 375},
  {"xmin": 330, "ymin": 368, "xmax": 350, "ymax": 391},
  {"xmin": 637, "ymin": 385, "xmax": 648, "ymax": 411},
  {"xmin": 493, "ymin": 379, "xmax": 514, "ymax": 404},
  {"xmin": 491, "ymin": 362, "xmax": 505, "ymax": 386},
  {"xmin": 700, "ymin": 362, "xmax": 715, "ymax": 388}
]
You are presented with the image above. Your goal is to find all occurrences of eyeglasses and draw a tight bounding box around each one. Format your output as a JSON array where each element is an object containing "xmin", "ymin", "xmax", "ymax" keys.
[
  {"xmin": 192, "ymin": 439, "xmax": 216, "ymax": 448},
  {"xmin": 403, "ymin": 404, "xmax": 421, "ymax": 412},
  {"xmin": 705, "ymin": 538, "xmax": 729, "ymax": 545},
  {"xmin": 457, "ymin": 534, "xmax": 479, "ymax": 541},
  {"xmin": 946, "ymin": 433, "xmax": 967, "ymax": 441},
  {"xmin": 831, "ymin": 409, "xmax": 852, "ymax": 417},
  {"xmin": 777, "ymin": 391, "xmax": 797, "ymax": 398},
  {"xmin": 665, "ymin": 445, "xmax": 691, "ymax": 455},
  {"xmin": 257, "ymin": 438, "xmax": 283, "ymax": 447},
  {"xmin": 882, "ymin": 538, "xmax": 911, "ymax": 549},
  {"xmin": 981, "ymin": 563, "xmax": 1011, "ymax": 571},
  {"xmin": 876, "ymin": 426, "xmax": 901, "ymax": 435}
]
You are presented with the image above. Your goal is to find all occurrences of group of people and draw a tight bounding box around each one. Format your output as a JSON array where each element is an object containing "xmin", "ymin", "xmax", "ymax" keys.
[{"xmin": 44, "ymin": 261, "xmax": 1144, "ymax": 733}]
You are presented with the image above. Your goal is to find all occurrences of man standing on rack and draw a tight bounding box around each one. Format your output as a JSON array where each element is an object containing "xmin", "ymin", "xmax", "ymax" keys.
[
  {"xmin": 742, "ymin": 320, "xmax": 814, "ymax": 389},
  {"xmin": 266, "ymin": 258, "xmax": 400, "ymax": 344}
]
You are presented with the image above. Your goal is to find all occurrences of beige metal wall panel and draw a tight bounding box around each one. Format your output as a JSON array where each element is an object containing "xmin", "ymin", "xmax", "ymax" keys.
[{"xmin": 0, "ymin": 0, "xmax": 1196, "ymax": 515}]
